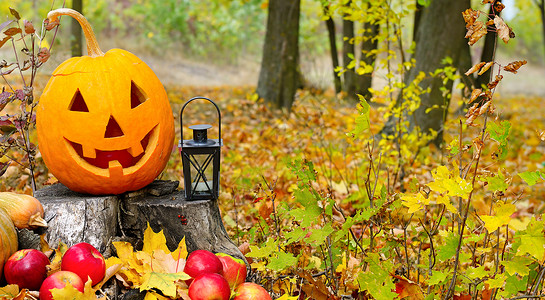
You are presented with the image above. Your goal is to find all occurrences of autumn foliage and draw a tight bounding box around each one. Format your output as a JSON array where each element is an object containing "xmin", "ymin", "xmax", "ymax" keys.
[{"xmin": 1, "ymin": 1, "xmax": 545, "ymax": 300}]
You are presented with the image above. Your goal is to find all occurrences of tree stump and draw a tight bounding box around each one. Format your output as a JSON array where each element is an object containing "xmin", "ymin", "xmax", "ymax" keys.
[
  {"xmin": 35, "ymin": 184, "xmax": 118, "ymax": 253},
  {"xmin": 34, "ymin": 181, "xmax": 244, "ymax": 262}
]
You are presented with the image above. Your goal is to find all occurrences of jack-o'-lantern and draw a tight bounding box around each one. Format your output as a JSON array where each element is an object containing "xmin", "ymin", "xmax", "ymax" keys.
[{"xmin": 37, "ymin": 9, "xmax": 175, "ymax": 195}]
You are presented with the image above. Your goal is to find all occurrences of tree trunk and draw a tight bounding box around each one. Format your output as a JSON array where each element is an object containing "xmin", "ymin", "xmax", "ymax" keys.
[
  {"xmin": 537, "ymin": 0, "xmax": 545, "ymax": 62},
  {"xmin": 407, "ymin": 0, "xmax": 469, "ymax": 145},
  {"xmin": 458, "ymin": 41, "xmax": 476, "ymax": 99},
  {"xmin": 413, "ymin": 1, "xmax": 424, "ymax": 43},
  {"xmin": 256, "ymin": 0, "xmax": 300, "ymax": 111},
  {"xmin": 71, "ymin": 0, "xmax": 83, "ymax": 57},
  {"xmin": 356, "ymin": 22, "xmax": 379, "ymax": 101},
  {"xmin": 342, "ymin": 14, "xmax": 356, "ymax": 100},
  {"xmin": 475, "ymin": 1, "xmax": 501, "ymax": 88},
  {"xmin": 323, "ymin": 5, "xmax": 342, "ymax": 94}
]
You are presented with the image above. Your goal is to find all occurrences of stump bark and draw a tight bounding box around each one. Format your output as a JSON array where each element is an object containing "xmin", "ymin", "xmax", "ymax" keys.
[{"xmin": 34, "ymin": 181, "xmax": 244, "ymax": 262}]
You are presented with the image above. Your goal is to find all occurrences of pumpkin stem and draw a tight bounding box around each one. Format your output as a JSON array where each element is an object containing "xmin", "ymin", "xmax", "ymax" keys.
[{"xmin": 47, "ymin": 8, "xmax": 105, "ymax": 57}]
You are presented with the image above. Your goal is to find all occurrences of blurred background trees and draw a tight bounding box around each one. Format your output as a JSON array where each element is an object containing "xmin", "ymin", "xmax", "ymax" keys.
[{"xmin": 0, "ymin": 0, "xmax": 543, "ymax": 141}]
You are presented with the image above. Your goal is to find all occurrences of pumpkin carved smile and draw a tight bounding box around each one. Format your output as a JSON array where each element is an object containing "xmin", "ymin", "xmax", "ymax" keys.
[{"xmin": 66, "ymin": 125, "xmax": 155, "ymax": 172}]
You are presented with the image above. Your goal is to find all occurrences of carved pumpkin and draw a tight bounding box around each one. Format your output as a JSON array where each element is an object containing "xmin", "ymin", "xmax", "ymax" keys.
[{"xmin": 37, "ymin": 9, "xmax": 175, "ymax": 195}]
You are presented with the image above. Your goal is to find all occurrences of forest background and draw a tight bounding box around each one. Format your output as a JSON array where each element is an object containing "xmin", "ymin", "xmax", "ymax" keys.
[{"xmin": 0, "ymin": 0, "xmax": 545, "ymax": 299}]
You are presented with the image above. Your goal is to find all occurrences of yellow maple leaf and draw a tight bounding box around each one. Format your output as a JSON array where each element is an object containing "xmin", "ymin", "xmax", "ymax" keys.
[
  {"xmin": 427, "ymin": 166, "xmax": 472, "ymax": 199},
  {"xmin": 480, "ymin": 201, "xmax": 516, "ymax": 232},
  {"xmin": 435, "ymin": 194, "xmax": 458, "ymax": 215},
  {"xmin": 110, "ymin": 223, "xmax": 190, "ymax": 297},
  {"xmin": 276, "ymin": 294, "xmax": 299, "ymax": 300},
  {"xmin": 140, "ymin": 272, "xmax": 191, "ymax": 298},
  {"xmin": 50, "ymin": 280, "xmax": 97, "ymax": 300},
  {"xmin": 171, "ymin": 236, "xmax": 188, "ymax": 263},
  {"xmin": 0, "ymin": 284, "xmax": 20, "ymax": 299},
  {"xmin": 142, "ymin": 224, "xmax": 171, "ymax": 255},
  {"xmin": 401, "ymin": 192, "xmax": 429, "ymax": 214}
]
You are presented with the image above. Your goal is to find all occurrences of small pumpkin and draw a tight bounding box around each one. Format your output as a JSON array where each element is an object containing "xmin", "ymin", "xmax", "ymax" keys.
[
  {"xmin": 37, "ymin": 9, "xmax": 175, "ymax": 195},
  {"xmin": 0, "ymin": 192, "xmax": 47, "ymax": 229},
  {"xmin": 0, "ymin": 208, "xmax": 18, "ymax": 278}
]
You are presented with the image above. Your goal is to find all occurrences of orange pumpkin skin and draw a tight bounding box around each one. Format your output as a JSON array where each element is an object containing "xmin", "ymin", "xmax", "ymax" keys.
[
  {"xmin": 37, "ymin": 9, "xmax": 174, "ymax": 195},
  {"xmin": 0, "ymin": 208, "xmax": 18, "ymax": 278}
]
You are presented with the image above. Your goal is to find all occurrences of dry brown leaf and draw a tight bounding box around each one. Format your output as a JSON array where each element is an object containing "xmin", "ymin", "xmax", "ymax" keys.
[
  {"xmin": 469, "ymin": 89, "xmax": 482, "ymax": 104},
  {"xmin": 38, "ymin": 47, "xmax": 50, "ymax": 63},
  {"xmin": 479, "ymin": 101, "xmax": 491, "ymax": 115},
  {"xmin": 23, "ymin": 20, "xmax": 35, "ymax": 34},
  {"xmin": 478, "ymin": 62, "xmax": 494, "ymax": 75},
  {"xmin": 462, "ymin": 8, "xmax": 480, "ymax": 27},
  {"xmin": 465, "ymin": 21, "xmax": 487, "ymax": 45},
  {"xmin": 465, "ymin": 62, "xmax": 486, "ymax": 76},
  {"xmin": 3, "ymin": 27, "xmax": 21, "ymax": 37},
  {"xmin": 503, "ymin": 60, "xmax": 527, "ymax": 74},
  {"xmin": 466, "ymin": 113, "xmax": 478, "ymax": 126},
  {"xmin": 494, "ymin": 2, "xmax": 505, "ymax": 13},
  {"xmin": 297, "ymin": 271, "xmax": 337, "ymax": 300},
  {"xmin": 494, "ymin": 16, "xmax": 510, "ymax": 43},
  {"xmin": 487, "ymin": 75, "xmax": 503, "ymax": 90},
  {"xmin": 481, "ymin": 0, "xmax": 494, "ymax": 4}
]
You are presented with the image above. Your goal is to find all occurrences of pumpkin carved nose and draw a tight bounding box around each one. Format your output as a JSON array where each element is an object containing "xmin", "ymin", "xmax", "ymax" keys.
[{"xmin": 105, "ymin": 116, "xmax": 124, "ymax": 138}]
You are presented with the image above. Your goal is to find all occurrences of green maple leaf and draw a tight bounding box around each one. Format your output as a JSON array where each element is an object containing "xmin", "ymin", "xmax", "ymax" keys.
[
  {"xmin": 518, "ymin": 171, "xmax": 544, "ymax": 186},
  {"xmin": 502, "ymin": 274, "xmax": 528, "ymax": 297},
  {"xmin": 247, "ymin": 238, "xmax": 277, "ymax": 258},
  {"xmin": 516, "ymin": 217, "xmax": 545, "ymax": 261},
  {"xmin": 436, "ymin": 232, "xmax": 459, "ymax": 262},
  {"xmin": 466, "ymin": 265, "xmax": 488, "ymax": 280},
  {"xmin": 428, "ymin": 272, "xmax": 448, "ymax": 286},
  {"xmin": 485, "ymin": 170, "xmax": 508, "ymax": 192},
  {"xmin": 139, "ymin": 272, "xmax": 190, "ymax": 298},
  {"xmin": 485, "ymin": 273, "xmax": 506, "ymax": 289},
  {"xmin": 501, "ymin": 256, "xmax": 533, "ymax": 276},
  {"xmin": 487, "ymin": 120, "xmax": 510, "ymax": 145},
  {"xmin": 351, "ymin": 96, "xmax": 370, "ymax": 137},
  {"xmin": 267, "ymin": 251, "xmax": 299, "ymax": 271},
  {"xmin": 358, "ymin": 253, "xmax": 397, "ymax": 300},
  {"xmin": 306, "ymin": 223, "xmax": 335, "ymax": 245}
]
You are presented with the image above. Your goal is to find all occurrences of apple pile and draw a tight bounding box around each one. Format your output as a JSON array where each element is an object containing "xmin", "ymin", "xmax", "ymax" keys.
[
  {"xmin": 184, "ymin": 249, "xmax": 271, "ymax": 300},
  {"xmin": 2, "ymin": 242, "xmax": 106, "ymax": 300}
]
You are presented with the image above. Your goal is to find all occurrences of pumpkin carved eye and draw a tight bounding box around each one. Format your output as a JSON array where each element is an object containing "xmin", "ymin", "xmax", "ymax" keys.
[
  {"xmin": 69, "ymin": 89, "xmax": 89, "ymax": 112},
  {"xmin": 131, "ymin": 81, "xmax": 147, "ymax": 109}
]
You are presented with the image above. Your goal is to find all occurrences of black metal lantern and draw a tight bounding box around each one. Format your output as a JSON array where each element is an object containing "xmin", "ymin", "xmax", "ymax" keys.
[{"xmin": 179, "ymin": 97, "xmax": 222, "ymax": 200}]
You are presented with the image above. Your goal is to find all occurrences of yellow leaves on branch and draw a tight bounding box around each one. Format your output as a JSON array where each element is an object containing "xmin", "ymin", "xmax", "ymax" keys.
[
  {"xmin": 401, "ymin": 166, "xmax": 470, "ymax": 214},
  {"xmin": 107, "ymin": 223, "xmax": 191, "ymax": 299}
]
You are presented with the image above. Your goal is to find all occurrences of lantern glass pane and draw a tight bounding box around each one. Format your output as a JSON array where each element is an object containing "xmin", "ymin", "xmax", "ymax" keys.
[{"xmin": 189, "ymin": 153, "xmax": 214, "ymax": 196}]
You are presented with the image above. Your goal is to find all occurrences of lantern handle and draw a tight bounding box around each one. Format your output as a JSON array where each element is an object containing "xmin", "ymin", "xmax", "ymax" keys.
[{"xmin": 180, "ymin": 96, "xmax": 221, "ymax": 143}]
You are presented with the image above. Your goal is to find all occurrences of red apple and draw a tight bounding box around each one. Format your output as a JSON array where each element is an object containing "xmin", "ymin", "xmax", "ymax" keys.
[
  {"xmin": 183, "ymin": 249, "xmax": 223, "ymax": 283},
  {"xmin": 188, "ymin": 273, "xmax": 230, "ymax": 300},
  {"xmin": 4, "ymin": 249, "xmax": 50, "ymax": 291},
  {"xmin": 216, "ymin": 253, "xmax": 247, "ymax": 289},
  {"xmin": 61, "ymin": 242, "xmax": 105, "ymax": 285},
  {"xmin": 39, "ymin": 271, "xmax": 84, "ymax": 300},
  {"xmin": 233, "ymin": 282, "xmax": 272, "ymax": 300}
]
